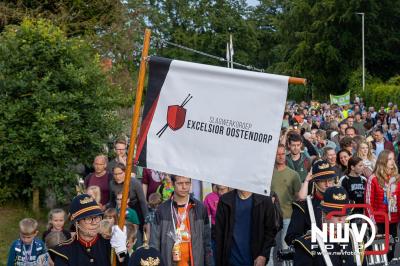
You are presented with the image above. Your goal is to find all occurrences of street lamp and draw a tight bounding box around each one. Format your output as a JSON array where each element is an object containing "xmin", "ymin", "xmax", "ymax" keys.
[{"xmin": 356, "ymin": 12, "xmax": 365, "ymax": 92}]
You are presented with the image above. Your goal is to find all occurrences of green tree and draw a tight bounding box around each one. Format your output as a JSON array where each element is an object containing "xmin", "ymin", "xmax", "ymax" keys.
[
  {"xmin": 248, "ymin": 0, "xmax": 281, "ymax": 69},
  {"xmin": 0, "ymin": 19, "xmax": 123, "ymax": 205},
  {"xmin": 1, "ymin": 0, "xmax": 147, "ymax": 103},
  {"xmin": 144, "ymin": 0, "xmax": 259, "ymax": 68},
  {"xmin": 270, "ymin": 0, "xmax": 362, "ymax": 97},
  {"xmin": 0, "ymin": 0, "xmax": 124, "ymax": 36},
  {"xmin": 269, "ymin": 0, "xmax": 400, "ymax": 98}
]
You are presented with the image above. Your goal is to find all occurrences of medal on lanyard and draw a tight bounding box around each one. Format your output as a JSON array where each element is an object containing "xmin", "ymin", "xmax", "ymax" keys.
[
  {"xmin": 172, "ymin": 242, "xmax": 181, "ymax": 262},
  {"xmin": 170, "ymin": 197, "xmax": 189, "ymax": 262},
  {"xmin": 23, "ymin": 243, "xmax": 33, "ymax": 263}
]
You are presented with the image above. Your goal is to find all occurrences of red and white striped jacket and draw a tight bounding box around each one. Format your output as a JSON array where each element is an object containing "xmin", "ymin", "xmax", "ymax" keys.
[{"xmin": 365, "ymin": 174, "xmax": 400, "ymax": 223}]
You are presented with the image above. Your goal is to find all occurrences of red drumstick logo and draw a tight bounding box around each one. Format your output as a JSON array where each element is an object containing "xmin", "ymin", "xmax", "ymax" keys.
[{"xmin": 157, "ymin": 94, "xmax": 192, "ymax": 137}]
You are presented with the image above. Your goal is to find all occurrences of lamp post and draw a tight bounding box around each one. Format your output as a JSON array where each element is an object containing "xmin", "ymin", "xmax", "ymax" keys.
[{"xmin": 356, "ymin": 12, "xmax": 365, "ymax": 92}]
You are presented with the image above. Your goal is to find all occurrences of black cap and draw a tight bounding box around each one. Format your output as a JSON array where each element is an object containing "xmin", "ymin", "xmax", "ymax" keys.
[
  {"xmin": 69, "ymin": 194, "xmax": 103, "ymax": 222},
  {"xmin": 321, "ymin": 186, "xmax": 351, "ymax": 214},
  {"xmin": 129, "ymin": 246, "xmax": 164, "ymax": 266},
  {"xmin": 311, "ymin": 159, "xmax": 337, "ymax": 182}
]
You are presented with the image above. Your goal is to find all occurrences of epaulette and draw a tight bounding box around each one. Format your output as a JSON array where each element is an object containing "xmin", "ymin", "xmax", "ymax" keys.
[
  {"xmin": 48, "ymin": 248, "xmax": 69, "ymax": 261},
  {"xmin": 292, "ymin": 201, "xmax": 306, "ymax": 213},
  {"xmin": 293, "ymin": 232, "xmax": 314, "ymax": 257},
  {"xmin": 58, "ymin": 235, "xmax": 75, "ymax": 246}
]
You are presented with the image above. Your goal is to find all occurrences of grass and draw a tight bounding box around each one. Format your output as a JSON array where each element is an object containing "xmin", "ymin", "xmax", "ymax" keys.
[{"xmin": 0, "ymin": 203, "xmax": 47, "ymax": 265}]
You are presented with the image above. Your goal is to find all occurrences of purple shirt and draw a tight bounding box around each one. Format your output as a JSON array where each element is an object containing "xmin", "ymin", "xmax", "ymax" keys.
[
  {"xmin": 142, "ymin": 169, "xmax": 164, "ymax": 200},
  {"xmin": 84, "ymin": 172, "xmax": 111, "ymax": 205},
  {"xmin": 203, "ymin": 192, "xmax": 220, "ymax": 225}
]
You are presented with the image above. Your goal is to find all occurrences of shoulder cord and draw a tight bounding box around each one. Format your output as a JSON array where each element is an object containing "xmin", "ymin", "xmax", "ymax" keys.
[{"xmin": 307, "ymin": 196, "xmax": 333, "ymax": 266}]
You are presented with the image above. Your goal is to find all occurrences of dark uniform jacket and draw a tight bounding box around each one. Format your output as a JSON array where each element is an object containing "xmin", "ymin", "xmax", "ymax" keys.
[
  {"xmin": 285, "ymin": 197, "xmax": 322, "ymax": 248},
  {"xmin": 49, "ymin": 235, "xmax": 128, "ymax": 266},
  {"xmin": 285, "ymin": 198, "xmax": 366, "ymax": 266},
  {"xmin": 293, "ymin": 232, "xmax": 367, "ymax": 266}
]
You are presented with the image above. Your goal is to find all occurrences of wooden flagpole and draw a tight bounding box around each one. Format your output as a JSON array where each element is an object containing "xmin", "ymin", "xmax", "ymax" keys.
[{"xmin": 113, "ymin": 28, "xmax": 151, "ymax": 266}]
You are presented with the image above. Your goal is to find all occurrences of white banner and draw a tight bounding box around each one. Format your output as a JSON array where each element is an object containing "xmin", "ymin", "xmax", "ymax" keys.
[{"xmin": 137, "ymin": 57, "xmax": 288, "ymax": 195}]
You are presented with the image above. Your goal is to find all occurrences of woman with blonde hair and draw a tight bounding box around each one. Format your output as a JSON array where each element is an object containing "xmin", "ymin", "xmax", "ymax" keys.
[
  {"xmin": 365, "ymin": 149, "xmax": 400, "ymax": 262},
  {"xmin": 357, "ymin": 140, "xmax": 377, "ymax": 177}
]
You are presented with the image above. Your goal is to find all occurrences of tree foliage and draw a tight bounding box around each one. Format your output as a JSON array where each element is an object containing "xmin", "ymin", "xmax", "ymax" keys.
[
  {"xmin": 0, "ymin": 19, "xmax": 122, "ymax": 203},
  {"xmin": 143, "ymin": 0, "xmax": 400, "ymax": 99},
  {"xmin": 363, "ymin": 82, "xmax": 400, "ymax": 108},
  {"xmin": 266, "ymin": 0, "xmax": 400, "ymax": 96},
  {"xmin": 144, "ymin": 0, "xmax": 260, "ymax": 68},
  {"xmin": 0, "ymin": 0, "xmax": 124, "ymax": 36},
  {"xmin": 1, "ymin": 0, "xmax": 147, "ymax": 102}
]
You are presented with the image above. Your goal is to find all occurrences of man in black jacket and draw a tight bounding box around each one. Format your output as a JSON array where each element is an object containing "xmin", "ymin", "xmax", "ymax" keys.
[{"xmin": 215, "ymin": 189, "xmax": 277, "ymax": 266}]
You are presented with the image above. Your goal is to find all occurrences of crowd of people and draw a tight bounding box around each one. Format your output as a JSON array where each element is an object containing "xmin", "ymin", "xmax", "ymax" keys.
[
  {"xmin": 273, "ymin": 99, "xmax": 400, "ymax": 265},
  {"xmin": 7, "ymin": 98, "xmax": 400, "ymax": 266}
]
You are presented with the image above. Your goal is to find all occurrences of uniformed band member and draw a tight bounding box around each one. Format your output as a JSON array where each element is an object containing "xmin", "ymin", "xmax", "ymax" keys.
[
  {"xmin": 128, "ymin": 246, "xmax": 164, "ymax": 266},
  {"xmin": 290, "ymin": 186, "xmax": 366, "ymax": 266},
  {"xmin": 285, "ymin": 159, "xmax": 337, "ymax": 249},
  {"xmin": 49, "ymin": 194, "xmax": 128, "ymax": 265}
]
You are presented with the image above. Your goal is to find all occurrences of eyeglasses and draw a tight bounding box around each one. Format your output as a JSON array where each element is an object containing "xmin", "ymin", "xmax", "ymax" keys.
[
  {"xmin": 116, "ymin": 198, "xmax": 123, "ymax": 201},
  {"xmin": 82, "ymin": 215, "xmax": 102, "ymax": 224}
]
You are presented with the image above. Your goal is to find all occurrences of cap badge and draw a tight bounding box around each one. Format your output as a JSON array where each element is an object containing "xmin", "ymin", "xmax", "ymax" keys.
[
  {"xmin": 80, "ymin": 197, "xmax": 94, "ymax": 204},
  {"xmin": 332, "ymin": 193, "xmax": 346, "ymax": 200},
  {"xmin": 140, "ymin": 257, "xmax": 161, "ymax": 266},
  {"xmin": 318, "ymin": 163, "xmax": 330, "ymax": 170}
]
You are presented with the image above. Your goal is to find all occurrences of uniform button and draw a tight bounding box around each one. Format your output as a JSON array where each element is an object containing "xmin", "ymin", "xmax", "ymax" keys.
[
  {"xmin": 90, "ymin": 259, "xmax": 94, "ymax": 263},
  {"xmin": 87, "ymin": 248, "xmax": 91, "ymax": 252},
  {"xmin": 342, "ymin": 260, "xmax": 346, "ymax": 263}
]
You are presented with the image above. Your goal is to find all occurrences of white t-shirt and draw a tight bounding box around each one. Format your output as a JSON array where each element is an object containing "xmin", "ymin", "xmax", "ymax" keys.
[{"xmin": 375, "ymin": 141, "xmax": 384, "ymax": 157}]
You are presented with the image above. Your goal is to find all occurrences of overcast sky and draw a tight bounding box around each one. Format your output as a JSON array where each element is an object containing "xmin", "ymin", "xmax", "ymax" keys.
[{"xmin": 247, "ymin": 0, "xmax": 259, "ymax": 6}]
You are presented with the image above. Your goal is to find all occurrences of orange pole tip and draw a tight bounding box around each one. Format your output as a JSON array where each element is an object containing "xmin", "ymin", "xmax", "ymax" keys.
[{"xmin": 289, "ymin": 77, "xmax": 307, "ymax": 86}]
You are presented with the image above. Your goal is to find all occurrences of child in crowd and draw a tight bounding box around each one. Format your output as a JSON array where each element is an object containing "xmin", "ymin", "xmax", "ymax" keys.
[
  {"xmin": 7, "ymin": 218, "xmax": 49, "ymax": 266},
  {"xmin": 42, "ymin": 209, "xmax": 71, "ymax": 241},
  {"xmin": 99, "ymin": 220, "xmax": 113, "ymax": 239},
  {"xmin": 44, "ymin": 231, "xmax": 67, "ymax": 266},
  {"xmin": 104, "ymin": 208, "xmax": 118, "ymax": 226},
  {"xmin": 126, "ymin": 222, "xmax": 138, "ymax": 256},
  {"xmin": 339, "ymin": 156, "xmax": 367, "ymax": 215},
  {"xmin": 116, "ymin": 191, "xmax": 140, "ymax": 229},
  {"xmin": 86, "ymin": 185, "xmax": 104, "ymax": 210},
  {"xmin": 145, "ymin": 193, "xmax": 162, "ymax": 226},
  {"xmin": 204, "ymin": 184, "xmax": 229, "ymax": 225}
]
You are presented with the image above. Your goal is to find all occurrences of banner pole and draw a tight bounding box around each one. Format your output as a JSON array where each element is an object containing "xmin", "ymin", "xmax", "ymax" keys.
[
  {"xmin": 113, "ymin": 28, "xmax": 151, "ymax": 265},
  {"xmin": 288, "ymin": 77, "xmax": 307, "ymax": 85}
]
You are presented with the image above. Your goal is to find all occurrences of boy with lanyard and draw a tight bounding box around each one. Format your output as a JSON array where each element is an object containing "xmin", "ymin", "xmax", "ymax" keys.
[
  {"xmin": 150, "ymin": 175, "xmax": 213, "ymax": 266},
  {"xmin": 7, "ymin": 218, "xmax": 49, "ymax": 266}
]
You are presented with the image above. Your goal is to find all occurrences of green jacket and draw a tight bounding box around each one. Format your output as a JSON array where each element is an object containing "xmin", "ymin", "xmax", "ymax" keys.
[{"xmin": 286, "ymin": 153, "xmax": 311, "ymax": 182}]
